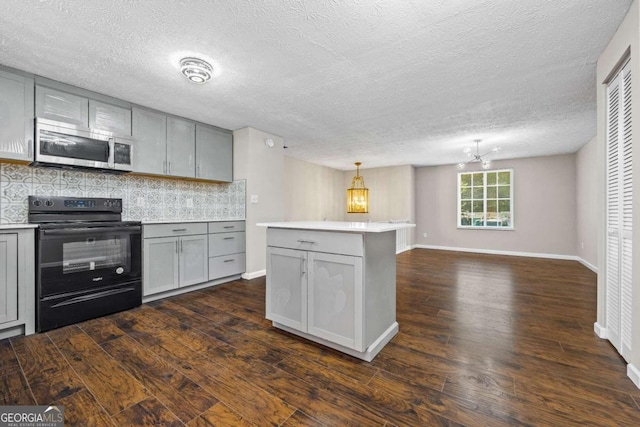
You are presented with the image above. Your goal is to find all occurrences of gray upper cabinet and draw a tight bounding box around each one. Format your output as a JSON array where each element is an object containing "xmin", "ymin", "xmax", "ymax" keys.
[
  {"xmin": 89, "ymin": 100, "xmax": 132, "ymax": 135},
  {"xmin": 36, "ymin": 85, "xmax": 89, "ymax": 127},
  {"xmin": 167, "ymin": 117, "xmax": 195, "ymax": 178},
  {"xmin": 132, "ymin": 107, "xmax": 167, "ymax": 175},
  {"xmin": 196, "ymin": 124, "xmax": 233, "ymax": 182},
  {"xmin": 0, "ymin": 69, "xmax": 34, "ymax": 161}
]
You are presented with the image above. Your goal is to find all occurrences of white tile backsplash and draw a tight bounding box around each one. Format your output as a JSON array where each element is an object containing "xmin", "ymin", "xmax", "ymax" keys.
[{"xmin": 0, "ymin": 162, "xmax": 246, "ymax": 224}]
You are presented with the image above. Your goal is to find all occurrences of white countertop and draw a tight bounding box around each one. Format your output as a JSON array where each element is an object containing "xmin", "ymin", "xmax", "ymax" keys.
[
  {"xmin": 256, "ymin": 221, "xmax": 416, "ymax": 233},
  {"xmin": 0, "ymin": 224, "xmax": 39, "ymax": 230},
  {"xmin": 142, "ymin": 219, "xmax": 245, "ymax": 225}
]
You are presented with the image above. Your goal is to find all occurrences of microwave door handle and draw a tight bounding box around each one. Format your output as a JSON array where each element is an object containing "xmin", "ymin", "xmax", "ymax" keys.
[{"xmin": 108, "ymin": 138, "xmax": 115, "ymax": 168}]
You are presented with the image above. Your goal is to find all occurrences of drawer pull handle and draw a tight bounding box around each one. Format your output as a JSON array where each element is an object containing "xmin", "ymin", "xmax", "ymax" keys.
[
  {"xmin": 223, "ymin": 237, "xmax": 235, "ymax": 240},
  {"xmin": 223, "ymin": 259, "xmax": 235, "ymax": 263},
  {"xmin": 172, "ymin": 228, "xmax": 187, "ymax": 232},
  {"xmin": 297, "ymin": 239, "xmax": 317, "ymax": 244},
  {"xmin": 223, "ymin": 226, "xmax": 235, "ymax": 229}
]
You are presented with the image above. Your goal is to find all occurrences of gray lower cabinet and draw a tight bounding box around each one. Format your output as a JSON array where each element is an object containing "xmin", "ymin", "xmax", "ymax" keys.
[
  {"xmin": 143, "ymin": 223, "xmax": 208, "ymax": 297},
  {"xmin": 167, "ymin": 117, "xmax": 196, "ymax": 178},
  {"xmin": 0, "ymin": 234, "xmax": 18, "ymax": 324},
  {"xmin": 0, "ymin": 228, "xmax": 35, "ymax": 339},
  {"xmin": 266, "ymin": 245, "xmax": 363, "ymax": 351},
  {"xmin": 196, "ymin": 124, "xmax": 233, "ymax": 182},
  {"xmin": 208, "ymin": 221, "xmax": 246, "ymax": 280},
  {"xmin": 0, "ymin": 68, "xmax": 34, "ymax": 161},
  {"xmin": 265, "ymin": 227, "xmax": 397, "ymax": 361}
]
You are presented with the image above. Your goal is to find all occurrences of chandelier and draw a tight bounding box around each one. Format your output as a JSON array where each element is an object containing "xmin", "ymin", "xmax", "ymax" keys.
[
  {"xmin": 457, "ymin": 139, "xmax": 500, "ymax": 170},
  {"xmin": 347, "ymin": 162, "xmax": 369, "ymax": 213}
]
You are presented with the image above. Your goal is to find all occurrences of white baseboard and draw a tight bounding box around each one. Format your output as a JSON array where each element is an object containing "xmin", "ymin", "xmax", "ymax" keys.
[
  {"xmin": 413, "ymin": 244, "xmax": 578, "ymax": 261},
  {"xmin": 593, "ymin": 322, "xmax": 607, "ymax": 339},
  {"xmin": 577, "ymin": 257, "xmax": 598, "ymax": 273},
  {"xmin": 242, "ymin": 269, "xmax": 266, "ymax": 280},
  {"xmin": 627, "ymin": 364, "xmax": 640, "ymax": 389},
  {"xmin": 396, "ymin": 245, "xmax": 412, "ymax": 254}
]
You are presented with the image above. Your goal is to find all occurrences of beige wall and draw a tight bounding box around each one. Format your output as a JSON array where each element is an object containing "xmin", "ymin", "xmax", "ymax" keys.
[
  {"xmin": 576, "ymin": 137, "xmax": 598, "ymax": 270},
  {"xmin": 595, "ymin": 0, "xmax": 640, "ymax": 376},
  {"xmin": 415, "ymin": 154, "xmax": 577, "ymax": 256},
  {"xmin": 283, "ymin": 157, "xmax": 344, "ymax": 221},
  {"xmin": 282, "ymin": 162, "xmax": 417, "ymax": 245},
  {"xmin": 342, "ymin": 164, "xmax": 416, "ymax": 245},
  {"xmin": 233, "ymin": 127, "xmax": 285, "ymax": 277}
]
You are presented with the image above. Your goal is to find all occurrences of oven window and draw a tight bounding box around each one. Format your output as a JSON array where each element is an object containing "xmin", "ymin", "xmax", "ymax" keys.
[{"xmin": 62, "ymin": 237, "xmax": 129, "ymax": 274}]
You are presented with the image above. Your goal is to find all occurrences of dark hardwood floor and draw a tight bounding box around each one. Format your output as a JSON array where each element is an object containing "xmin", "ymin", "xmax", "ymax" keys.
[{"xmin": 1, "ymin": 249, "xmax": 639, "ymax": 426}]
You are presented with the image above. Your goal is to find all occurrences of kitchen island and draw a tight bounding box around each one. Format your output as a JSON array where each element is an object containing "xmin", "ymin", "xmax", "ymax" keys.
[{"xmin": 257, "ymin": 221, "xmax": 415, "ymax": 361}]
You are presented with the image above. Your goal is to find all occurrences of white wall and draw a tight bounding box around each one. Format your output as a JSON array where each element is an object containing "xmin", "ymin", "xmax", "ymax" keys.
[
  {"xmin": 415, "ymin": 154, "xmax": 577, "ymax": 256},
  {"xmin": 595, "ymin": 0, "xmax": 640, "ymax": 381},
  {"xmin": 233, "ymin": 127, "xmax": 284, "ymax": 278},
  {"xmin": 283, "ymin": 156, "xmax": 344, "ymax": 221},
  {"xmin": 576, "ymin": 137, "xmax": 598, "ymax": 270}
]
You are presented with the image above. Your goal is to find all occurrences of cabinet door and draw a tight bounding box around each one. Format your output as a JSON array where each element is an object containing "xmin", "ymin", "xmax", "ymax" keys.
[
  {"xmin": 167, "ymin": 117, "xmax": 195, "ymax": 178},
  {"xmin": 196, "ymin": 125, "xmax": 233, "ymax": 182},
  {"xmin": 0, "ymin": 70, "xmax": 34, "ymax": 161},
  {"xmin": 179, "ymin": 234, "xmax": 208, "ymax": 287},
  {"xmin": 143, "ymin": 237, "xmax": 179, "ymax": 296},
  {"xmin": 89, "ymin": 100, "xmax": 132, "ymax": 135},
  {"xmin": 0, "ymin": 234, "xmax": 18, "ymax": 324},
  {"xmin": 132, "ymin": 107, "xmax": 167, "ymax": 175},
  {"xmin": 308, "ymin": 252, "xmax": 363, "ymax": 351},
  {"xmin": 36, "ymin": 85, "xmax": 89, "ymax": 127},
  {"xmin": 266, "ymin": 247, "xmax": 307, "ymax": 332}
]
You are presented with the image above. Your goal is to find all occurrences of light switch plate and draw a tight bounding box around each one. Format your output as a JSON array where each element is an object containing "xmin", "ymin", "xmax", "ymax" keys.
[
  {"xmin": 137, "ymin": 197, "xmax": 145, "ymax": 207},
  {"xmin": 250, "ymin": 195, "xmax": 259, "ymax": 204}
]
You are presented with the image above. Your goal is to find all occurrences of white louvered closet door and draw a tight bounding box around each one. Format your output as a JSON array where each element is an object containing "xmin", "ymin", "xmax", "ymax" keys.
[{"xmin": 606, "ymin": 59, "xmax": 633, "ymax": 361}]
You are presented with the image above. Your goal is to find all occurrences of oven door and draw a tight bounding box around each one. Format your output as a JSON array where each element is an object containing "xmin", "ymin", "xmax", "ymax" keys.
[{"xmin": 37, "ymin": 225, "xmax": 142, "ymax": 297}]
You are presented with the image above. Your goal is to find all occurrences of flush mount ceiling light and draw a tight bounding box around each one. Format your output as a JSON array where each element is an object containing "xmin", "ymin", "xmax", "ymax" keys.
[
  {"xmin": 347, "ymin": 162, "xmax": 369, "ymax": 213},
  {"xmin": 457, "ymin": 139, "xmax": 501, "ymax": 170},
  {"xmin": 179, "ymin": 57, "xmax": 214, "ymax": 84}
]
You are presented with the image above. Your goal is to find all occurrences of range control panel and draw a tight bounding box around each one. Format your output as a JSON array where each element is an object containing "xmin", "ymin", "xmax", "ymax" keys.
[{"xmin": 29, "ymin": 196, "xmax": 122, "ymax": 213}]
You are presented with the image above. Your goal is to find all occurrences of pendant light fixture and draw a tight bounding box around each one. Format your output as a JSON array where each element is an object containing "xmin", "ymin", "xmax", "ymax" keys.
[{"xmin": 347, "ymin": 162, "xmax": 369, "ymax": 213}]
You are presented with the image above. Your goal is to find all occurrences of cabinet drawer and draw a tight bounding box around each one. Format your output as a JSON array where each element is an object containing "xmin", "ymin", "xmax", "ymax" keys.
[
  {"xmin": 208, "ymin": 221, "xmax": 245, "ymax": 233},
  {"xmin": 267, "ymin": 228, "xmax": 363, "ymax": 257},
  {"xmin": 144, "ymin": 223, "xmax": 207, "ymax": 238},
  {"xmin": 209, "ymin": 232, "xmax": 245, "ymax": 257},
  {"xmin": 209, "ymin": 253, "xmax": 245, "ymax": 280}
]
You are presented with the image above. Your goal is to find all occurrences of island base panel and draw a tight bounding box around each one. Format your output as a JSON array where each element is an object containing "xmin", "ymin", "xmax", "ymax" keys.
[{"xmin": 273, "ymin": 321, "xmax": 398, "ymax": 362}]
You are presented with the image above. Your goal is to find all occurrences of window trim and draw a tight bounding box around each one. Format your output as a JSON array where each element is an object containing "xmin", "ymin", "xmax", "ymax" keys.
[{"xmin": 457, "ymin": 168, "xmax": 515, "ymax": 231}]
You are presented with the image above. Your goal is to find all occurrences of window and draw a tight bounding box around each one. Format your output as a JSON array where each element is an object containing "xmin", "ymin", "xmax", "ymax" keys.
[{"xmin": 458, "ymin": 169, "xmax": 513, "ymax": 229}]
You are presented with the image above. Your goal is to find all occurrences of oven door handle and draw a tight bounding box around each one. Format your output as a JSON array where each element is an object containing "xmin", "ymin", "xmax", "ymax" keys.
[
  {"xmin": 50, "ymin": 287, "xmax": 136, "ymax": 308},
  {"xmin": 42, "ymin": 226, "xmax": 142, "ymax": 236}
]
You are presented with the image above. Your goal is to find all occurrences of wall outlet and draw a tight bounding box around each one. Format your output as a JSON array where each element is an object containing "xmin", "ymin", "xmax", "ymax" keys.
[
  {"xmin": 423, "ymin": 232, "xmax": 428, "ymax": 238},
  {"xmin": 136, "ymin": 197, "xmax": 145, "ymax": 207},
  {"xmin": 186, "ymin": 198, "xmax": 194, "ymax": 208},
  {"xmin": 250, "ymin": 194, "xmax": 259, "ymax": 204},
  {"xmin": 581, "ymin": 242, "xmax": 584, "ymax": 249}
]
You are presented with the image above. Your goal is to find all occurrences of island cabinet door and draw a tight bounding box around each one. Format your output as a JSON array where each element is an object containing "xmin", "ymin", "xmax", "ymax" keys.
[
  {"xmin": 266, "ymin": 247, "xmax": 308, "ymax": 332},
  {"xmin": 307, "ymin": 252, "xmax": 363, "ymax": 351}
]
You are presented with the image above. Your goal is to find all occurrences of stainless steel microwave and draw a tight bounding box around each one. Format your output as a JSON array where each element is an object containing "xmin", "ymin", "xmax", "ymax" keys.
[{"xmin": 34, "ymin": 118, "xmax": 134, "ymax": 172}]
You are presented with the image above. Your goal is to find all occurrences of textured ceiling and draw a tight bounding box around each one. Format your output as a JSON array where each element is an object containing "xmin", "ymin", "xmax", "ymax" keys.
[{"xmin": 0, "ymin": 0, "xmax": 632, "ymax": 170}]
